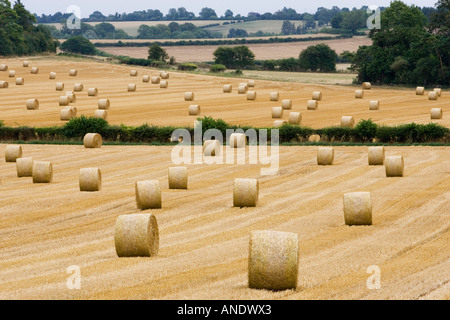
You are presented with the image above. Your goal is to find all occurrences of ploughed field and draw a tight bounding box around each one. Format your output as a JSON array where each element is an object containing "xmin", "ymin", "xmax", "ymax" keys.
[
  {"xmin": 0, "ymin": 144, "xmax": 448, "ymax": 299},
  {"xmin": 0, "ymin": 58, "xmax": 448, "ymax": 130}
]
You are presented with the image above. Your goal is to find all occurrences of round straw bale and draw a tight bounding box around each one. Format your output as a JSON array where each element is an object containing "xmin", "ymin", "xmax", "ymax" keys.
[
  {"xmin": 151, "ymin": 76, "xmax": 160, "ymax": 84},
  {"xmin": 73, "ymin": 83, "xmax": 84, "ymax": 92},
  {"xmin": 83, "ymin": 133, "xmax": 102, "ymax": 148},
  {"xmin": 94, "ymin": 110, "xmax": 107, "ymax": 120},
  {"xmin": 15, "ymin": 78, "xmax": 24, "ymax": 85},
  {"xmin": 69, "ymin": 69, "xmax": 77, "ymax": 76},
  {"xmin": 184, "ymin": 92, "xmax": 194, "ymax": 101},
  {"xmin": 5, "ymin": 145, "xmax": 22, "ymax": 162},
  {"xmin": 282, "ymin": 99, "xmax": 292, "ymax": 110},
  {"xmin": 16, "ymin": 157, "xmax": 33, "ymax": 178},
  {"xmin": 248, "ymin": 80, "xmax": 255, "ymax": 87},
  {"xmin": 135, "ymin": 180, "xmax": 162, "ymax": 210},
  {"xmin": 168, "ymin": 167, "xmax": 188, "ymax": 189},
  {"xmin": 434, "ymin": 88, "xmax": 442, "ymax": 97},
  {"xmin": 23, "ymin": 61, "xmax": 30, "ymax": 67},
  {"xmin": 317, "ymin": 147, "xmax": 334, "ymax": 165},
  {"xmin": 273, "ymin": 120, "xmax": 287, "ymax": 128},
  {"xmin": 114, "ymin": 213, "xmax": 159, "ymax": 257},
  {"xmin": 229, "ymin": 133, "xmax": 246, "ymax": 148},
  {"xmin": 355, "ymin": 90, "xmax": 364, "ymax": 98},
  {"xmin": 9, "ymin": 70, "xmax": 15, "ymax": 77},
  {"xmin": 288, "ymin": 112, "xmax": 302, "ymax": 125},
  {"xmin": 0, "ymin": 64, "xmax": 8, "ymax": 71},
  {"xmin": 223, "ymin": 84, "xmax": 232, "ymax": 93},
  {"xmin": 30, "ymin": 67, "xmax": 39, "ymax": 74},
  {"xmin": 88, "ymin": 88, "xmax": 98, "ymax": 97},
  {"xmin": 428, "ymin": 91, "xmax": 438, "ymax": 100},
  {"xmin": 188, "ymin": 105, "xmax": 201, "ymax": 116},
  {"xmin": 270, "ymin": 92, "xmax": 279, "ymax": 101},
  {"xmin": 308, "ymin": 134, "xmax": 321, "ymax": 142},
  {"xmin": 98, "ymin": 99, "xmax": 110, "ymax": 110},
  {"xmin": 238, "ymin": 85, "xmax": 248, "ymax": 94},
  {"xmin": 340, "ymin": 116, "xmax": 355, "ymax": 128},
  {"xmin": 32, "ymin": 161, "xmax": 53, "ymax": 183},
  {"xmin": 362, "ymin": 82, "xmax": 372, "ymax": 90},
  {"xmin": 56, "ymin": 82, "xmax": 64, "ymax": 91},
  {"xmin": 160, "ymin": 81, "xmax": 168, "ymax": 88},
  {"xmin": 142, "ymin": 75, "xmax": 150, "ymax": 83},
  {"xmin": 431, "ymin": 108, "xmax": 443, "ymax": 119},
  {"xmin": 203, "ymin": 140, "xmax": 221, "ymax": 156},
  {"xmin": 127, "ymin": 83, "xmax": 136, "ymax": 92},
  {"xmin": 385, "ymin": 156, "xmax": 404, "ymax": 177},
  {"xmin": 65, "ymin": 91, "xmax": 76, "ymax": 103},
  {"xmin": 416, "ymin": 86, "xmax": 425, "ymax": 95},
  {"xmin": 79, "ymin": 168, "xmax": 102, "ymax": 192},
  {"xmin": 343, "ymin": 192, "xmax": 372, "ymax": 225},
  {"xmin": 247, "ymin": 91, "xmax": 257, "ymax": 100},
  {"xmin": 60, "ymin": 107, "xmax": 76, "ymax": 121},
  {"xmin": 307, "ymin": 100, "xmax": 318, "ymax": 110},
  {"xmin": 0, "ymin": 81, "xmax": 9, "ymax": 88},
  {"xmin": 369, "ymin": 100, "xmax": 380, "ymax": 110},
  {"xmin": 234, "ymin": 178, "xmax": 258, "ymax": 207},
  {"xmin": 59, "ymin": 95, "xmax": 70, "ymax": 106},
  {"xmin": 130, "ymin": 70, "xmax": 138, "ymax": 77},
  {"xmin": 272, "ymin": 107, "xmax": 283, "ymax": 118},
  {"xmin": 368, "ymin": 146, "xmax": 385, "ymax": 165},
  {"xmin": 160, "ymin": 71, "xmax": 169, "ymax": 79},
  {"xmin": 248, "ymin": 230, "xmax": 298, "ymax": 290},
  {"xmin": 312, "ymin": 91, "xmax": 322, "ymax": 101},
  {"xmin": 26, "ymin": 99, "xmax": 39, "ymax": 110},
  {"xmin": 49, "ymin": 72, "xmax": 56, "ymax": 79}
]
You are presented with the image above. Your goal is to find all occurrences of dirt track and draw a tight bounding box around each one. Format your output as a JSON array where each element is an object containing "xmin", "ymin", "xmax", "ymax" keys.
[
  {"xmin": 0, "ymin": 144, "xmax": 448, "ymax": 300},
  {"xmin": 0, "ymin": 58, "xmax": 448, "ymax": 130}
]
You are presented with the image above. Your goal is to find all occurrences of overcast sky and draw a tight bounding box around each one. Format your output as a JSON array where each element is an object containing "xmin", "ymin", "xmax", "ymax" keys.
[{"xmin": 20, "ymin": 0, "xmax": 438, "ymax": 18}]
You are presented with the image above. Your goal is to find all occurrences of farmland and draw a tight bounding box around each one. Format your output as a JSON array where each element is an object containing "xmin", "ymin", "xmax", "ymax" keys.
[
  {"xmin": 0, "ymin": 57, "xmax": 447, "ymax": 129},
  {"xmin": 98, "ymin": 36, "xmax": 371, "ymax": 63},
  {"xmin": 0, "ymin": 142, "xmax": 448, "ymax": 299},
  {"xmin": 0, "ymin": 56, "xmax": 449, "ymax": 300}
]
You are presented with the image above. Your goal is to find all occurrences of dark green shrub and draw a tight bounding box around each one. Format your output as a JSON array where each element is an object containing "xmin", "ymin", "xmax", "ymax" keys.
[
  {"xmin": 278, "ymin": 124, "xmax": 314, "ymax": 142},
  {"xmin": 62, "ymin": 116, "xmax": 109, "ymax": 138},
  {"xmin": 355, "ymin": 119, "xmax": 378, "ymax": 142}
]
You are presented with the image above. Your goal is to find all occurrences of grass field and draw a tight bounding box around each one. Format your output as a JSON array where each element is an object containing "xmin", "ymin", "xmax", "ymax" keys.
[
  {"xmin": 0, "ymin": 143, "xmax": 448, "ymax": 299},
  {"xmin": 0, "ymin": 57, "xmax": 447, "ymax": 130},
  {"xmin": 99, "ymin": 36, "xmax": 371, "ymax": 63}
]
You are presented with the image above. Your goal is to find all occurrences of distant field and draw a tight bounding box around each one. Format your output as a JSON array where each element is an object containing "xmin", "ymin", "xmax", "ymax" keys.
[
  {"xmin": 45, "ymin": 20, "xmax": 234, "ymax": 37},
  {"xmin": 99, "ymin": 36, "xmax": 371, "ymax": 63}
]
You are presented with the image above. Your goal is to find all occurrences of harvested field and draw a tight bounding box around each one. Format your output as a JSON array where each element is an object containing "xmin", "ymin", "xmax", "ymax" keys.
[
  {"xmin": 0, "ymin": 57, "xmax": 448, "ymax": 129},
  {"xmin": 0, "ymin": 144, "xmax": 448, "ymax": 299},
  {"xmin": 99, "ymin": 36, "xmax": 372, "ymax": 63}
]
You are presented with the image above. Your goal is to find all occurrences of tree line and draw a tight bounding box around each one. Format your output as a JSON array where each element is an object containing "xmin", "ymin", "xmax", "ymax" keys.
[{"xmin": 0, "ymin": 0, "xmax": 56, "ymax": 56}]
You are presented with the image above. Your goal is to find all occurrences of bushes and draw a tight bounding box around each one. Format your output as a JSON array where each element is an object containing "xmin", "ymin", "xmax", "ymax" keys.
[
  {"xmin": 0, "ymin": 118, "xmax": 448, "ymax": 144},
  {"xmin": 60, "ymin": 36, "xmax": 98, "ymax": 55},
  {"xmin": 178, "ymin": 63, "xmax": 198, "ymax": 71},
  {"xmin": 210, "ymin": 64, "xmax": 226, "ymax": 73}
]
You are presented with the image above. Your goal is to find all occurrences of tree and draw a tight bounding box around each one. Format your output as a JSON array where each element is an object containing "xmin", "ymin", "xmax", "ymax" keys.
[
  {"xmin": 224, "ymin": 9, "xmax": 233, "ymax": 19},
  {"xmin": 148, "ymin": 44, "xmax": 168, "ymax": 61},
  {"xmin": 298, "ymin": 44, "xmax": 337, "ymax": 72},
  {"xmin": 199, "ymin": 7, "xmax": 217, "ymax": 19},
  {"xmin": 340, "ymin": 10, "xmax": 367, "ymax": 34},
  {"xmin": 88, "ymin": 11, "xmax": 106, "ymax": 21},
  {"xmin": 213, "ymin": 46, "xmax": 255, "ymax": 69},
  {"xmin": 94, "ymin": 22, "xmax": 115, "ymax": 38},
  {"xmin": 281, "ymin": 21, "xmax": 296, "ymax": 35},
  {"xmin": 227, "ymin": 28, "xmax": 248, "ymax": 38},
  {"xmin": 60, "ymin": 36, "xmax": 97, "ymax": 55}
]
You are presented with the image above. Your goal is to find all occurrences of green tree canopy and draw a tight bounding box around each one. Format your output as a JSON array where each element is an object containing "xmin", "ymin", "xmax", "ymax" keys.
[
  {"xmin": 148, "ymin": 44, "xmax": 169, "ymax": 61},
  {"xmin": 298, "ymin": 44, "xmax": 337, "ymax": 72},
  {"xmin": 213, "ymin": 46, "xmax": 255, "ymax": 69},
  {"xmin": 60, "ymin": 36, "xmax": 97, "ymax": 55}
]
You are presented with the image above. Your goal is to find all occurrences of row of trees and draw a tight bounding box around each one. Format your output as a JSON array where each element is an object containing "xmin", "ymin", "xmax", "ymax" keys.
[
  {"xmin": 137, "ymin": 22, "xmax": 222, "ymax": 39},
  {"xmin": 0, "ymin": 0, "xmax": 56, "ymax": 56},
  {"xmin": 34, "ymin": 6, "xmax": 438, "ymax": 24},
  {"xmin": 351, "ymin": 0, "xmax": 449, "ymax": 86}
]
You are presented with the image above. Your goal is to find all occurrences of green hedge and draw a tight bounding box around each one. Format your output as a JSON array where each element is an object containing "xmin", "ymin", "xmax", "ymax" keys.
[{"xmin": 0, "ymin": 116, "xmax": 448, "ymax": 144}]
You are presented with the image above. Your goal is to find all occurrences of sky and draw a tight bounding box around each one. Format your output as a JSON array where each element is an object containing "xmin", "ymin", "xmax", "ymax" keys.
[{"xmin": 19, "ymin": 0, "xmax": 438, "ymax": 18}]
